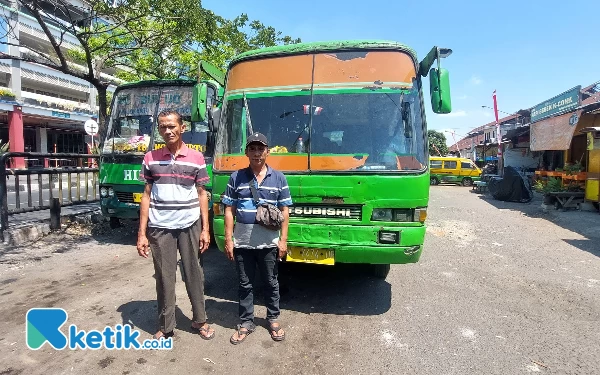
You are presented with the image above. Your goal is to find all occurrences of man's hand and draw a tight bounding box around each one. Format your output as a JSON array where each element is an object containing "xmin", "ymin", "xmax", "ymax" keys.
[
  {"xmin": 225, "ymin": 238, "xmax": 234, "ymax": 261},
  {"xmin": 277, "ymin": 238, "xmax": 288, "ymax": 260},
  {"xmin": 199, "ymin": 230, "xmax": 210, "ymax": 253},
  {"xmin": 137, "ymin": 235, "xmax": 150, "ymax": 258}
]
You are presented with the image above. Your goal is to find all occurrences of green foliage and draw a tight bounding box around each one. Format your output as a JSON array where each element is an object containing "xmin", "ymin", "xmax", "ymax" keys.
[
  {"xmin": 0, "ymin": 88, "xmax": 15, "ymax": 98},
  {"xmin": 427, "ymin": 130, "xmax": 449, "ymax": 156},
  {"xmin": 563, "ymin": 161, "xmax": 583, "ymax": 175},
  {"xmin": 533, "ymin": 177, "xmax": 565, "ymax": 194},
  {"xmin": 0, "ymin": 139, "xmax": 9, "ymax": 153},
  {"xmin": 1, "ymin": 0, "xmax": 300, "ymax": 135}
]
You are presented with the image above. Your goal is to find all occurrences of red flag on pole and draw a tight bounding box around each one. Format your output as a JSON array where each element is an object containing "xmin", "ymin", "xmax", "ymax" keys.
[
  {"xmin": 493, "ymin": 90, "xmax": 502, "ymax": 157},
  {"xmin": 492, "ymin": 90, "xmax": 499, "ymax": 124}
]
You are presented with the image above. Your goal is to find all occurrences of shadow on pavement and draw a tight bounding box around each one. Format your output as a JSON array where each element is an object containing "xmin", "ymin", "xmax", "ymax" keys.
[
  {"xmin": 201, "ymin": 248, "xmax": 392, "ymax": 317},
  {"xmin": 90, "ymin": 219, "xmax": 139, "ymax": 246},
  {"xmin": 474, "ymin": 190, "xmax": 600, "ymax": 257},
  {"xmin": 117, "ymin": 300, "xmax": 206, "ymax": 336}
]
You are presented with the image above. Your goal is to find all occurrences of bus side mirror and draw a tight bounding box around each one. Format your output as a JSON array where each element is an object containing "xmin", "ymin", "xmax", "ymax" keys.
[
  {"xmin": 192, "ymin": 82, "xmax": 208, "ymax": 122},
  {"xmin": 208, "ymin": 107, "xmax": 220, "ymax": 133},
  {"xmin": 430, "ymin": 68, "xmax": 452, "ymax": 114}
]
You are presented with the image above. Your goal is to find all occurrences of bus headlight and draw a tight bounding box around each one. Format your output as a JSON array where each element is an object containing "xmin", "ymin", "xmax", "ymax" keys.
[
  {"xmin": 371, "ymin": 209, "xmax": 393, "ymax": 221},
  {"xmin": 108, "ymin": 187, "xmax": 114, "ymax": 197},
  {"xmin": 371, "ymin": 208, "xmax": 426, "ymax": 222},
  {"xmin": 100, "ymin": 187, "xmax": 108, "ymax": 197}
]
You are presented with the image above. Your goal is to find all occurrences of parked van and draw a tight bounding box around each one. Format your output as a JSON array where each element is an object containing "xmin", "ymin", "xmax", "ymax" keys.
[{"xmin": 429, "ymin": 157, "xmax": 482, "ymax": 186}]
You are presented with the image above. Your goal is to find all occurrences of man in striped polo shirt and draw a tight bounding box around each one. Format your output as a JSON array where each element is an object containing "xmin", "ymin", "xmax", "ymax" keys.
[
  {"xmin": 137, "ymin": 109, "xmax": 215, "ymax": 341},
  {"xmin": 222, "ymin": 132, "xmax": 292, "ymax": 345}
]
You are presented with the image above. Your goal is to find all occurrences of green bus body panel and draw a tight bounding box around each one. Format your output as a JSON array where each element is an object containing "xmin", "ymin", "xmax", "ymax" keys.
[
  {"xmin": 212, "ymin": 172, "xmax": 428, "ymax": 264},
  {"xmin": 99, "ymin": 163, "xmax": 143, "ymax": 185},
  {"xmin": 99, "ymin": 163, "xmax": 213, "ymax": 219}
]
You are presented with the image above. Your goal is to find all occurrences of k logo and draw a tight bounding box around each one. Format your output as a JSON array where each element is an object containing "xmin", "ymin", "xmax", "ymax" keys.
[{"xmin": 26, "ymin": 308, "xmax": 68, "ymax": 350}]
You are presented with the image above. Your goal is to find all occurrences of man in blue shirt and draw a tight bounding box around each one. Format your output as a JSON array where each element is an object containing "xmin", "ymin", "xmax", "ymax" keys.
[{"xmin": 221, "ymin": 132, "xmax": 292, "ymax": 345}]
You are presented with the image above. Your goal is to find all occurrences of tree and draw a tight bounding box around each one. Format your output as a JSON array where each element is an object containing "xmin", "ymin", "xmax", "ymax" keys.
[
  {"xmin": 0, "ymin": 0, "xmax": 299, "ymax": 138},
  {"xmin": 428, "ymin": 130, "xmax": 449, "ymax": 156}
]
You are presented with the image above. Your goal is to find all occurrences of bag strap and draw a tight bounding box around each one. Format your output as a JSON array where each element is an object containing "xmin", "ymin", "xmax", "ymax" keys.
[{"xmin": 249, "ymin": 178, "xmax": 260, "ymax": 204}]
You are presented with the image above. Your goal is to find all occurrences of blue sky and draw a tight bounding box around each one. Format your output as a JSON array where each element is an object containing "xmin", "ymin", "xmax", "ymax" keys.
[{"xmin": 203, "ymin": 0, "xmax": 600, "ymax": 144}]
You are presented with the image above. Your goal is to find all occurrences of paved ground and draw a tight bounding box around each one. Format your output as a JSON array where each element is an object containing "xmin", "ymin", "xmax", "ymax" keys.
[{"xmin": 0, "ymin": 186, "xmax": 598, "ymax": 375}]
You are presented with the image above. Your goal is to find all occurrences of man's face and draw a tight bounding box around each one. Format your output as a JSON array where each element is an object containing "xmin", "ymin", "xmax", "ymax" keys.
[
  {"xmin": 245, "ymin": 142, "xmax": 269, "ymax": 168},
  {"xmin": 158, "ymin": 114, "xmax": 184, "ymax": 147}
]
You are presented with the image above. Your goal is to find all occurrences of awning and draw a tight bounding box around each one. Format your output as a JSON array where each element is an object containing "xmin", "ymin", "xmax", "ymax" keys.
[{"xmin": 530, "ymin": 109, "xmax": 583, "ymax": 151}]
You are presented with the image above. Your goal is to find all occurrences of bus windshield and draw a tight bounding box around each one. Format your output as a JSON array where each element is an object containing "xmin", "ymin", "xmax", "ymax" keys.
[
  {"xmin": 215, "ymin": 50, "xmax": 426, "ymax": 172},
  {"xmin": 217, "ymin": 85, "xmax": 425, "ymax": 171},
  {"xmin": 103, "ymin": 84, "xmax": 214, "ymax": 155}
]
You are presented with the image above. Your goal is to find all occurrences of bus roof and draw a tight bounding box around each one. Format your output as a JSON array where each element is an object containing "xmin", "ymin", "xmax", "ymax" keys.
[
  {"xmin": 116, "ymin": 79, "xmax": 197, "ymax": 91},
  {"xmin": 114, "ymin": 79, "xmax": 221, "ymax": 93},
  {"xmin": 230, "ymin": 40, "xmax": 418, "ymax": 67}
]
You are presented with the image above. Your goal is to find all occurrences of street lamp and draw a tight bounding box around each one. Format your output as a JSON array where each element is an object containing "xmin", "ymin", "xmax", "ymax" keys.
[{"xmin": 443, "ymin": 130, "xmax": 462, "ymax": 154}]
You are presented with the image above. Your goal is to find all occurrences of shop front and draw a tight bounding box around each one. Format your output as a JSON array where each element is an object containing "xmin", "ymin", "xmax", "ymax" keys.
[{"xmin": 529, "ymin": 85, "xmax": 600, "ymax": 210}]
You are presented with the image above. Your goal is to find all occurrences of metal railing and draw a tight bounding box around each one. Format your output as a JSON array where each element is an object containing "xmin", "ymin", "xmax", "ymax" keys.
[{"xmin": 0, "ymin": 152, "xmax": 100, "ymax": 241}]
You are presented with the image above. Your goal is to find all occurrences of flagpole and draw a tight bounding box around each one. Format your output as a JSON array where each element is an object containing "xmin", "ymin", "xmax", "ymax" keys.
[{"xmin": 492, "ymin": 90, "xmax": 503, "ymax": 175}]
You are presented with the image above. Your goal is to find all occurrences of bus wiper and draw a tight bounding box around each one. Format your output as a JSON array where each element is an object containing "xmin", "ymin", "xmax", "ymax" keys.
[{"xmin": 243, "ymin": 93, "xmax": 254, "ymax": 135}]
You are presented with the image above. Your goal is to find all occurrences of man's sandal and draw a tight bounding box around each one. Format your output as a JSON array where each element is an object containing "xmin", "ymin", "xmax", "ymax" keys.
[
  {"xmin": 152, "ymin": 331, "xmax": 174, "ymax": 340},
  {"xmin": 191, "ymin": 323, "xmax": 215, "ymax": 340},
  {"xmin": 230, "ymin": 325, "xmax": 254, "ymax": 345},
  {"xmin": 269, "ymin": 322, "xmax": 285, "ymax": 342}
]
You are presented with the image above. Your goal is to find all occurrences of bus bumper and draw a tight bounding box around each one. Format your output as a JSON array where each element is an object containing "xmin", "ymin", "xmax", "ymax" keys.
[
  {"xmin": 100, "ymin": 197, "xmax": 140, "ymax": 219},
  {"xmin": 212, "ymin": 221, "xmax": 426, "ymax": 265}
]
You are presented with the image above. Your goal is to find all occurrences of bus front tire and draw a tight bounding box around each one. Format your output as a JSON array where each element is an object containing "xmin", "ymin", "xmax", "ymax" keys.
[
  {"xmin": 430, "ymin": 177, "xmax": 440, "ymax": 186},
  {"xmin": 462, "ymin": 178, "xmax": 473, "ymax": 187},
  {"xmin": 371, "ymin": 264, "xmax": 390, "ymax": 279},
  {"xmin": 109, "ymin": 217, "xmax": 121, "ymax": 229}
]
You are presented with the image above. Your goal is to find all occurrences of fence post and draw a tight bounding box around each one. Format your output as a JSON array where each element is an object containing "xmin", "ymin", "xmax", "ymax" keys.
[
  {"xmin": 50, "ymin": 197, "xmax": 61, "ymax": 230},
  {"xmin": 0, "ymin": 154, "xmax": 8, "ymax": 242}
]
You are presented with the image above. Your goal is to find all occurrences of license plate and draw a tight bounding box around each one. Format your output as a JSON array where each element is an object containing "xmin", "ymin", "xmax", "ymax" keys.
[
  {"xmin": 132, "ymin": 193, "xmax": 143, "ymax": 203},
  {"xmin": 286, "ymin": 247, "xmax": 335, "ymax": 265}
]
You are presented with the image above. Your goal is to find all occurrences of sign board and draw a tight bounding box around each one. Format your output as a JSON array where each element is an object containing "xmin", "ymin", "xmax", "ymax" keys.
[
  {"xmin": 84, "ymin": 119, "xmax": 99, "ymax": 136},
  {"xmin": 531, "ymin": 86, "xmax": 580, "ymax": 123},
  {"xmin": 52, "ymin": 111, "xmax": 70, "ymax": 119}
]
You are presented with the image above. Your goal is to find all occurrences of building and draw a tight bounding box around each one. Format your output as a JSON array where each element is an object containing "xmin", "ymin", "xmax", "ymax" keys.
[
  {"xmin": 452, "ymin": 114, "xmax": 522, "ymax": 165},
  {"xmin": 451, "ymin": 81, "xmax": 600, "ymax": 179},
  {"xmin": 0, "ymin": 0, "xmax": 122, "ymax": 168}
]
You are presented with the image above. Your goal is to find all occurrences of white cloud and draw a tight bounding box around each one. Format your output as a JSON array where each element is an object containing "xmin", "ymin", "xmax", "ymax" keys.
[
  {"xmin": 469, "ymin": 75, "xmax": 483, "ymax": 85},
  {"xmin": 439, "ymin": 110, "xmax": 467, "ymax": 117},
  {"xmin": 457, "ymin": 94, "xmax": 469, "ymax": 100}
]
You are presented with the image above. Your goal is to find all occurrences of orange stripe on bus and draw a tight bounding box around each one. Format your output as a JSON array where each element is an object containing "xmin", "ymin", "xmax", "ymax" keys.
[
  {"xmin": 214, "ymin": 155, "xmax": 369, "ymax": 172},
  {"xmin": 226, "ymin": 51, "xmax": 416, "ymax": 92}
]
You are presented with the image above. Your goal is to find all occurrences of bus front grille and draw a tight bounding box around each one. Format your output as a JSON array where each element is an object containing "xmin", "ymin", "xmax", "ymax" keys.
[{"xmin": 116, "ymin": 192, "xmax": 134, "ymax": 203}]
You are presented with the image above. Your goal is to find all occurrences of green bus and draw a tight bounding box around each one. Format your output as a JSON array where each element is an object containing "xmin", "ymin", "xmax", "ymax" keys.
[
  {"xmin": 197, "ymin": 41, "xmax": 452, "ymax": 278},
  {"xmin": 100, "ymin": 79, "xmax": 221, "ymax": 228}
]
